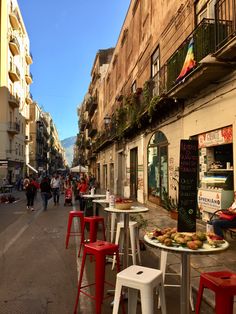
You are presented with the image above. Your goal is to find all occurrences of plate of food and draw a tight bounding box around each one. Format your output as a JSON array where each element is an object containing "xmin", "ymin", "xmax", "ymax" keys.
[{"xmin": 115, "ymin": 198, "xmax": 133, "ymax": 210}]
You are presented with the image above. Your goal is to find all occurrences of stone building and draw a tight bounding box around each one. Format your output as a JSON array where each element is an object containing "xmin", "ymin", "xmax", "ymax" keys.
[
  {"xmin": 0, "ymin": 0, "xmax": 33, "ymax": 183},
  {"xmin": 76, "ymin": 0, "xmax": 236, "ymax": 221}
]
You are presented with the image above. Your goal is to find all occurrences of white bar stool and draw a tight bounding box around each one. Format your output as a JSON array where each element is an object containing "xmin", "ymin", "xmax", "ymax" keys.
[
  {"xmin": 112, "ymin": 265, "xmax": 167, "ymax": 314},
  {"xmin": 111, "ymin": 220, "xmax": 141, "ymax": 270},
  {"xmin": 158, "ymin": 250, "xmax": 194, "ymax": 311}
]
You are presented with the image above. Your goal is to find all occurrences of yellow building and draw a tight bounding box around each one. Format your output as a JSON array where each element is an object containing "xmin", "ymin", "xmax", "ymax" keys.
[{"xmin": 0, "ymin": 0, "xmax": 33, "ymax": 184}]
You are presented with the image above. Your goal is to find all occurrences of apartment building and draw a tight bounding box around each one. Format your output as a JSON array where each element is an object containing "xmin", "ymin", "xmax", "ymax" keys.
[
  {"xmin": 28, "ymin": 104, "xmax": 66, "ymax": 176},
  {"xmin": 77, "ymin": 0, "xmax": 236, "ymax": 221},
  {"xmin": 0, "ymin": 0, "xmax": 33, "ymax": 184}
]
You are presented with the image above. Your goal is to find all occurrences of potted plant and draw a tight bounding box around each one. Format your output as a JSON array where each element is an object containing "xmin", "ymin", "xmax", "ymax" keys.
[{"xmin": 162, "ymin": 188, "xmax": 178, "ymax": 220}]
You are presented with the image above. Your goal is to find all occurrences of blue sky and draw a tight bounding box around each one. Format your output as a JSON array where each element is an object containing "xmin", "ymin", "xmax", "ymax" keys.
[{"xmin": 18, "ymin": 0, "xmax": 130, "ymax": 140}]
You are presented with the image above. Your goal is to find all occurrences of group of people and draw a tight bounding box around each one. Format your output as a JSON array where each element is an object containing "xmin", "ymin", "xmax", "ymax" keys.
[
  {"xmin": 23, "ymin": 173, "xmax": 62, "ymax": 211},
  {"xmin": 22, "ymin": 172, "xmax": 97, "ymax": 212}
]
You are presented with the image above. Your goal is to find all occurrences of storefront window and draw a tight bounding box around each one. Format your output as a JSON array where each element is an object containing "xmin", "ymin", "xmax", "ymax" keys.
[{"xmin": 148, "ymin": 131, "xmax": 168, "ymax": 204}]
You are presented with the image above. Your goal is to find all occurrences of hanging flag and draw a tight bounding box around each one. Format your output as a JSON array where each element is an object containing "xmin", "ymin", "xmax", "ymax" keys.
[{"xmin": 176, "ymin": 38, "xmax": 196, "ymax": 82}]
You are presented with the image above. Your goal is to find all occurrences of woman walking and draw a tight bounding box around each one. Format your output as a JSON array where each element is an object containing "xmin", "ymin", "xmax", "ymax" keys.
[{"xmin": 26, "ymin": 178, "xmax": 37, "ymax": 211}]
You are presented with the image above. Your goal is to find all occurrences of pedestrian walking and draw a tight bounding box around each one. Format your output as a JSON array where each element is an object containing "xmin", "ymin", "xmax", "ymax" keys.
[
  {"xmin": 25, "ymin": 178, "xmax": 37, "ymax": 211},
  {"xmin": 76, "ymin": 178, "xmax": 88, "ymax": 211},
  {"xmin": 50, "ymin": 173, "xmax": 61, "ymax": 205},
  {"xmin": 40, "ymin": 176, "xmax": 52, "ymax": 211}
]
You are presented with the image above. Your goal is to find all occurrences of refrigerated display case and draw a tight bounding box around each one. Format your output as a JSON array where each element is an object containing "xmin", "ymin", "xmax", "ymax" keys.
[{"xmin": 198, "ymin": 169, "xmax": 234, "ymax": 221}]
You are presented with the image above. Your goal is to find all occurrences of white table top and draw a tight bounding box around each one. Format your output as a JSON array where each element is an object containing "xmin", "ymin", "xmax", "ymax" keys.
[
  {"xmin": 104, "ymin": 206, "xmax": 149, "ymax": 214},
  {"xmin": 92, "ymin": 199, "xmax": 109, "ymax": 204},
  {"xmin": 144, "ymin": 234, "xmax": 229, "ymax": 255},
  {"xmin": 82, "ymin": 194, "xmax": 106, "ymax": 199}
]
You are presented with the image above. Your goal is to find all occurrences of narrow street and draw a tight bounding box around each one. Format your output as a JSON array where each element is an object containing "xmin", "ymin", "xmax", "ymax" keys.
[{"xmin": 0, "ymin": 191, "xmax": 215, "ymax": 314}]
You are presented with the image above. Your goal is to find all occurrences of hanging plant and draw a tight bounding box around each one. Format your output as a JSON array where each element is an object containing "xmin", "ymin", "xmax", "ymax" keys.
[
  {"xmin": 143, "ymin": 79, "xmax": 154, "ymax": 109},
  {"xmin": 148, "ymin": 95, "xmax": 160, "ymax": 120}
]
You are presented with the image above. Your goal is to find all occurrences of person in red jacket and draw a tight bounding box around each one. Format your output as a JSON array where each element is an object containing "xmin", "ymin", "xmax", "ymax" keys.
[
  {"xmin": 25, "ymin": 178, "xmax": 37, "ymax": 211},
  {"xmin": 77, "ymin": 178, "xmax": 88, "ymax": 211}
]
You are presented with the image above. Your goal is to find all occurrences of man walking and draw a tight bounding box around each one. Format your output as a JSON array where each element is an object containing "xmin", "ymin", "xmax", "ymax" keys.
[{"xmin": 50, "ymin": 173, "xmax": 61, "ymax": 205}]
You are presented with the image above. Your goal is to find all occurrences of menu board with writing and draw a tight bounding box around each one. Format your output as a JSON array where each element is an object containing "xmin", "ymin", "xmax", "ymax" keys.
[{"xmin": 178, "ymin": 140, "xmax": 198, "ymax": 232}]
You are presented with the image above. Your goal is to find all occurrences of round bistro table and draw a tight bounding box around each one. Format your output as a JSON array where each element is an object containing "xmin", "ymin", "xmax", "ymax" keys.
[
  {"xmin": 144, "ymin": 234, "xmax": 229, "ymax": 314},
  {"xmin": 82, "ymin": 194, "xmax": 106, "ymax": 215},
  {"xmin": 104, "ymin": 206, "xmax": 149, "ymax": 269}
]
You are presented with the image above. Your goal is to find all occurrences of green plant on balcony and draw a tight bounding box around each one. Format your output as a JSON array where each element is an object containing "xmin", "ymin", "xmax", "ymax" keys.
[
  {"xmin": 143, "ymin": 79, "xmax": 153, "ymax": 108},
  {"xmin": 148, "ymin": 95, "xmax": 160, "ymax": 120},
  {"xmin": 124, "ymin": 93, "xmax": 140, "ymax": 127},
  {"xmin": 115, "ymin": 105, "xmax": 127, "ymax": 138}
]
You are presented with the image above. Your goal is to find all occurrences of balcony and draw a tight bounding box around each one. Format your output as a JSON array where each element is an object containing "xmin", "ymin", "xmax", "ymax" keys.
[
  {"xmin": 214, "ymin": 0, "xmax": 236, "ymax": 61},
  {"xmin": 88, "ymin": 125, "xmax": 97, "ymax": 137},
  {"xmin": 160, "ymin": 18, "xmax": 235, "ymax": 99},
  {"xmin": 7, "ymin": 122, "xmax": 20, "ymax": 135},
  {"xmin": 9, "ymin": 63, "xmax": 20, "ymax": 82},
  {"xmin": 9, "ymin": 10, "xmax": 20, "ymax": 30},
  {"xmin": 86, "ymin": 97, "xmax": 98, "ymax": 117},
  {"xmin": 9, "ymin": 36, "xmax": 20, "ymax": 56},
  {"xmin": 25, "ymin": 92, "xmax": 33, "ymax": 104},
  {"xmin": 8, "ymin": 92, "xmax": 20, "ymax": 108},
  {"xmin": 25, "ymin": 72, "xmax": 33, "ymax": 85},
  {"xmin": 25, "ymin": 52, "xmax": 33, "ymax": 65},
  {"xmin": 79, "ymin": 117, "xmax": 88, "ymax": 131}
]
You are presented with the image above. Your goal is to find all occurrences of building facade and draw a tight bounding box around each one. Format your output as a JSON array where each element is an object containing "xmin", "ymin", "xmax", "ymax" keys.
[
  {"xmin": 76, "ymin": 0, "xmax": 236, "ymax": 221},
  {"xmin": 0, "ymin": 0, "xmax": 33, "ymax": 183},
  {"xmin": 0, "ymin": 0, "xmax": 66, "ymax": 182}
]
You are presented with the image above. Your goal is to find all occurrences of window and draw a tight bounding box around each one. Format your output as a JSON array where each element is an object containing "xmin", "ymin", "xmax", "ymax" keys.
[
  {"xmin": 196, "ymin": 0, "xmax": 216, "ymax": 23},
  {"xmin": 151, "ymin": 47, "xmax": 160, "ymax": 96}
]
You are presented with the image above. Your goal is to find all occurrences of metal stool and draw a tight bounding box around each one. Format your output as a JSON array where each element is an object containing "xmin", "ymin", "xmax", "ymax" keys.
[
  {"xmin": 78, "ymin": 216, "xmax": 106, "ymax": 257},
  {"xmin": 74, "ymin": 240, "xmax": 123, "ymax": 314},
  {"xmin": 112, "ymin": 265, "xmax": 166, "ymax": 314},
  {"xmin": 65, "ymin": 211, "xmax": 84, "ymax": 249},
  {"xmin": 112, "ymin": 220, "xmax": 141, "ymax": 270},
  {"xmin": 196, "ymin": 271, "xmax": 236, "ymax": 314}
]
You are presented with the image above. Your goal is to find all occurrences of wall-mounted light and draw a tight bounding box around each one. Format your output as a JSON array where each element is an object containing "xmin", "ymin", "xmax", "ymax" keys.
[{"xmin": 104, "ymin": 114, "xmax": 111, "ymax": 128}]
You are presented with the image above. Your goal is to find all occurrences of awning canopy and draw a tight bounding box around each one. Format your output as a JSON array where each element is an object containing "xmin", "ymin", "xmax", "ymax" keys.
[
  {"xmin": 70, "ymin": 165, "xmax": 88, "ymax": 173},
  {"xmin": 26, "ymin": 164, "xmax": 38, "ymax": 173}
]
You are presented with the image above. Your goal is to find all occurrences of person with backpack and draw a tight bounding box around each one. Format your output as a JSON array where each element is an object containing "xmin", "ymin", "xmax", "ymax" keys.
[{"xmin": 25, "ymin": 178, "xmax": 37, "ymax": 211}]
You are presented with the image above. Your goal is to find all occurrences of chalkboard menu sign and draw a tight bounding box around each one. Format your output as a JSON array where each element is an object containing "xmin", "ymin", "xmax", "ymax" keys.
[{"xmin": 178, "ymin": 139, "xmax": 198, "ymax": 232}]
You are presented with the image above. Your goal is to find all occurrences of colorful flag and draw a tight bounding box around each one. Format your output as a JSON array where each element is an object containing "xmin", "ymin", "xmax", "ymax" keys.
[{"xmin": 176, "ymin": 38, "xmax": 196, "ymax": 82}]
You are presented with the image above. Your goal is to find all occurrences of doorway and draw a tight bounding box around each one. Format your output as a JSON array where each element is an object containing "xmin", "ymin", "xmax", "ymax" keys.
[
  {"xmin": 130, "ymin": 147, "xmax": 138, "ymax": 200},
  {"xmin": 117, "ymin": 152, "xmax": 124, "ymax": 196},
  {"xmin": 148, "ymin": 131, "xmax": 168, "ymax": 205}
]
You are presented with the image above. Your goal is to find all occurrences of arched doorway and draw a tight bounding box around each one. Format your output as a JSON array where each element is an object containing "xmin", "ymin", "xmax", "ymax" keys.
[{"xmin": 147, "ymin": 131, "xmax": 168, "ymax": 205}]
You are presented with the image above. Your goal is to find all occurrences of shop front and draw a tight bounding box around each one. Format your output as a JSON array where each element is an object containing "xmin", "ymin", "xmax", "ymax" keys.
[{"xmin": 197, "ymin": 125, "xmax": 234, "ymax": 221}]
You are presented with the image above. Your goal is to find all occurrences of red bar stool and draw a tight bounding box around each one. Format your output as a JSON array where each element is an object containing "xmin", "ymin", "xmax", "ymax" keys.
[
  {"xmin": 65, "ymin": 211, "xmax": 84, "ymax": 249},
  {"xmin": 196, "ymin": 271, "xmax": 236, "ymax": 314},
  {"xmin": 74, "ymin": 240, "xmax": 123, "ymax": 314},
  {"xmin": 78, "ymin": 216, "xmax": 106, "ymax": 257}
]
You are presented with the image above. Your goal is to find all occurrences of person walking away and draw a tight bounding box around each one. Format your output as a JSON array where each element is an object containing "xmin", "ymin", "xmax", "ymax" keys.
[
  {"xmin": 50, "ymin": 173, "xmax": 61, "ymax": 205},
  {"xmin": 40, "ymin": 176, "xmax": 51, "ymax": 211},
  {"xmin": 25, "ymin": 178, "xmax": 37, "ymax": 211}
]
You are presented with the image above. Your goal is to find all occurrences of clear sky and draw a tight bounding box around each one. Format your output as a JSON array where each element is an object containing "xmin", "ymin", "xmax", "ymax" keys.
[{"xmin": 18, "ymin": 0, "xmax": 130, "ymax": 140}]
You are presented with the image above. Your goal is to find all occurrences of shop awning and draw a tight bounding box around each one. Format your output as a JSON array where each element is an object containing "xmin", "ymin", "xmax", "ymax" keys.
[{"xmin": 26, "ymin": 163, "xmax": 38, "ymax": 173}]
